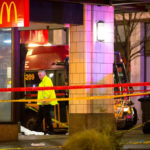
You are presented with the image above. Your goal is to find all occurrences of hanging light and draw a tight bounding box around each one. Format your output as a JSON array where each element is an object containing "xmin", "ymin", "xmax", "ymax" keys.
[{"xmin": 97, "ymin": 21, "xmax": 104, "ymax": 42}]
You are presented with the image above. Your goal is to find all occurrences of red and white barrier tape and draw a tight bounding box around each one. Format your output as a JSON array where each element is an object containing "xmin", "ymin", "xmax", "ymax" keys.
[{"xmin": 0, "ymin": 82, "xmax": 150, "ymax": 92}]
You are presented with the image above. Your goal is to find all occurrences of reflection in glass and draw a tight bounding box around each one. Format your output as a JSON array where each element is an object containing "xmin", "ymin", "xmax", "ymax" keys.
[{"xmin": 0, "ymin": 28, "xmax": 12, "ymax": 122}]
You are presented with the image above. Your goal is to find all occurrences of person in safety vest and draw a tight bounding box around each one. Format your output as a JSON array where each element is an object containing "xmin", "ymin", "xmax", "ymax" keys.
[{"xmin": 34, "ymin": 70, "xmax": 58, "ymax": 134}]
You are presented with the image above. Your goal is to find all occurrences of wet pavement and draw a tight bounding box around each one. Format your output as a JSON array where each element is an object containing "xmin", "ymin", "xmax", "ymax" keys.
[
  {"xmin": 121, "ymin": 128, "xmax": 150, "ymax": 150},
  {"xmin": 0, "ymin": 134, "xmax": 68, "ymax": 150},
  {"xmin": 0, "ymin": 129, "xmax": 150, "ymax": 150}
]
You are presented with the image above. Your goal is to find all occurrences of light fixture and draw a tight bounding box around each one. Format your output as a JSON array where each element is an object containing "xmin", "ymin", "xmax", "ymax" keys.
[
  {"xmin": 3, "ymin": 39, "xmax": 11, "ymax": 44},
  {"xmin": 49, "ymin": 73, "xmax": 54, "ymax": 78},
  {"xmin": 97, "ymin": 21, "xmax": 104, "ymax": 42},
  {"xmin": 27, "ymin": 49, "xmax": 33, "ymax": 56},
  {"xmin": 28, "ymin": 42, "xmax": 52, "ymax": 47}
]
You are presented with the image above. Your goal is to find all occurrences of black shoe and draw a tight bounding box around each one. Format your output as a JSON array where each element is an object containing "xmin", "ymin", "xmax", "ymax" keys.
[{"xmin": 44, "ymin": 131, "xmax": 55, "ymax": 135}]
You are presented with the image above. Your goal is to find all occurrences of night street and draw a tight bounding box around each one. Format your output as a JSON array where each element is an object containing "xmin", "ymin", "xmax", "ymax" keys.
[{"xmin": 0, "ymin": 128, "xmax": 150, "ymax": 150}]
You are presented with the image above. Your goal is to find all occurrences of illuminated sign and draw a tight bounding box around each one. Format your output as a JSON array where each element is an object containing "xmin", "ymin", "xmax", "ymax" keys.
[
  {"xmin": 0, "ymin": 1, "xmax": 17, "ymax": 24},
  {"xmin": 24, "ymin": 74, "xmax": 35, "ymax": 81},
  {"xmin": 0, "ymin": 0, "xmax": 29, "ymax": 28}
]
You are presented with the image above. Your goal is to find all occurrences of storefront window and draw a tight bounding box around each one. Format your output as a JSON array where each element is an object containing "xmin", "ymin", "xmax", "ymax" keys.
[{"xmin": 0, "ymin": 28, "xmax": 12, "ymax": 122}]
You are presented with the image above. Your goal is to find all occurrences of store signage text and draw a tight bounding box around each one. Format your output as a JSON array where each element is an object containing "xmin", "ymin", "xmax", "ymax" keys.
[{"xmin": 0, "ymin": 0, "xmax": 29, "ymax": 28}]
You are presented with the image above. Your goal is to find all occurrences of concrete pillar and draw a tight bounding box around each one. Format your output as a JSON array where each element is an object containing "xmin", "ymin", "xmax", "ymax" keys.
[{"xmin": 69, "ymin": 4, "xmax": 115, "ymax": 134}]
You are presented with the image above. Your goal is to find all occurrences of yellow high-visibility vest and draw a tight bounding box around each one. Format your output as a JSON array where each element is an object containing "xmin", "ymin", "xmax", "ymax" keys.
[{"xmin": 37, "ymin": 75, "xmax": 58, "ymax": 105}]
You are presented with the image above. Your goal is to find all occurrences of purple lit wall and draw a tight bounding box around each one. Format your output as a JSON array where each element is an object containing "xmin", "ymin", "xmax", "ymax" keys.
[{"xmin": 69, "ymin": 5, "xmax": 114, "ymax": 114}]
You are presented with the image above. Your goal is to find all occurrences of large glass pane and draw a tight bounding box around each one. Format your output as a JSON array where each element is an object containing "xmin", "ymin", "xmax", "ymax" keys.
[{"xmin": 0, "ymin": 28, "xmax": 12, "ymax": 122}]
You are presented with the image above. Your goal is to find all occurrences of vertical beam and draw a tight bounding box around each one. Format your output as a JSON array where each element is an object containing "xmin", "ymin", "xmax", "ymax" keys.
[
  {"xmin": 0, "ymin": 28, "xmax": 20, "ymax": 142},
  {"xmin": 11, "ymin": 27, "xmax": 20, "ymax": 123}
]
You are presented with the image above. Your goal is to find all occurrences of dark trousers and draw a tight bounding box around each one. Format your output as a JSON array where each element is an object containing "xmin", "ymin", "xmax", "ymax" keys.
[{"xmin": 35, "ymin": 105, "xmax": 53, "ymax": 132}]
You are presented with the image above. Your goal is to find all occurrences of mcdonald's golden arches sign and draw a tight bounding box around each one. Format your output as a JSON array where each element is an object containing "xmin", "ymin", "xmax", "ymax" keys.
[{"xmin": 0, "ymin": 0, "xmax": 29, "ymax": 27}]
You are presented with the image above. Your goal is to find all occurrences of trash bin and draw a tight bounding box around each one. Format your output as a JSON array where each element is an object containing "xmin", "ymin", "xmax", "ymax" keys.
[{"xmin": 138, "ymin": 97, "xmax": 150, "ymax": 134}]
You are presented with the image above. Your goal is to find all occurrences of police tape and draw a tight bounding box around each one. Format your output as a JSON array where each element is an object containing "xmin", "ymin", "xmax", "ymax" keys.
[
  {"xmin": 119, "ymin": 120, "xmax": 150, "ymax": 147},
  {"xmin": 52, "ymin": 118, "xmax": 68, "ymax": 128},
  {"xmin": 125, "ymin": 140, "xmax": 150, "ymax": 145},
  {"xmin": 114, "ymin": 89, "xmax": 150, "ymax": 94},
  {"xmin": 0, "ymin": 145, "xmax": 62, "ymax": 150},
  {"xmin": 1, "ymin": 82, "xmax": 150, "ymax": 92},
  {"xmin": 0, "ymin": 91, "xmax": 150, "ymax": 103},
  {"xmin": 117, "ymin": 120, "xmax": 150, "ymax": 135},
  {"xmin": 26, "ymin": 105, "xmax": 68, "ymax": 128},
  {"xmin": 117, "ymin": 120, "xmax": 150, "ymax": 146}
]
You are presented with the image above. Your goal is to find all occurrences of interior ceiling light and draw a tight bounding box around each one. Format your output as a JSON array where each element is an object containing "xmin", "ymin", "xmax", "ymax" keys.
[{"xmin": 28, "ymin": 43, "xmax": 52, "ymax": 47}]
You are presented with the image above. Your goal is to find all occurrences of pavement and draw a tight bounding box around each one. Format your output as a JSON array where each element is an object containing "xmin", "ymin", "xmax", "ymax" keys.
[
  {"xmin": 0, "ymin": 128, "xmax": 150, "ymax": 150},
  {"xmin": 0, "ymin": 134, "xmax": 67, "ymax": 150},
  {"xmin": 121, "ymin": 128, "xmax": 150, "ymax": 150}
]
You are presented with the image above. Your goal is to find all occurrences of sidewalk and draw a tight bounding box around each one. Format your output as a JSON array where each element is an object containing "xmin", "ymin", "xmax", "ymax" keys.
[
  {"xmin": 0, "ymin": 129, "xmax": 150, "ymax": 150},
  {"xmin": 121, "ymin": 128, "xmax": 150, "ymax": 150},
  {"xmin": 0, "ymin": 134, "xmax": 68, "ymax": 150}
]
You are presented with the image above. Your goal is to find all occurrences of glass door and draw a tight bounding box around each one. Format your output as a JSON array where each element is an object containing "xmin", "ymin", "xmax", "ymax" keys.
[{"xmin": 0, "ymin": 28, "xmax": 12, "ymax": 122}]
